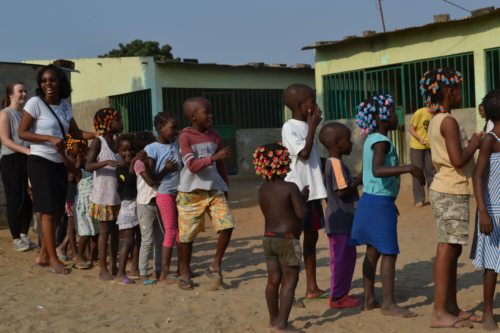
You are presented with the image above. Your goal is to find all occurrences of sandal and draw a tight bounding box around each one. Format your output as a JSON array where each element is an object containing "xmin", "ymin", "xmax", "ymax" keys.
[
  {"xmin": 73, "ymin": 262, "xmax": 91, "ymax": 270},
  {"xmin": 178, "ymin": 278, "xmax": 195, "ymax": 290}
]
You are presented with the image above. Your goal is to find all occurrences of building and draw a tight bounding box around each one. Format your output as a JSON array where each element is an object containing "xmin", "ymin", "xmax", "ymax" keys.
[
  {"xmin": 303, "ymin": 7, "xmax": 500, "ymax": 168},
  {"xmin": 26, "ymin": 57, "xmax": 314, "ymax": 175}
]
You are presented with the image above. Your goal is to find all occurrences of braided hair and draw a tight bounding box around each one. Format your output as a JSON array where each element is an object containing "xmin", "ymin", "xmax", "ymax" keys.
[
  {"xmin": 482, "ymin": 89, "xmax": 500, "ymax": 122},
  {"xmin": 419, "ymin": 68, "xmax": 463, "ymax": 113},
  {"xmin": 93, "ymin": 108, "xmax": 119, "ymax": 135},
  {"xmin": 65, "ymin": 134, "xmax": 88, "ymax": 154},
  {"xmin": 253, "ymin": 143, "xmax": 291, "ymax": 181},
  {"xmin": 355, "ymin": 94, "xmax": 394, "ymax": 135},
  {"xmin": 154, "ymin": 111, "xmax": 176, "ymax": 131}
]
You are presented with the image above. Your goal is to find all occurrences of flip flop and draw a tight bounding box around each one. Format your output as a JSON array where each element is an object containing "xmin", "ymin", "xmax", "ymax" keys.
[
  {"xmin": 430, "ymin": 318, "xmax": 473, "ymax": 329},
  {"xmin": 72, "ymin": 262, "xmax": 91, "ymax": 270},
  {"xmin": 142, "ymin": 279, "xmax": 157, "ymax": 286},
  {"xmin": 118, "ymin": 277, "xmax": 136, "ymax": 285},
  {"xmin": 57, "ymin": 254, "xmax": 70, "ymax": 262},
  {"xmin": 178, "ymin": 278, "xmax": 194, "ymax": 290},
  {"xmin": 292, "ymin": 297, "xmax": 306, "ymax": 308},
  {"xmin": 460, "ymin": 312, "xmax": 482, "ymax": 323},
  {"xmin": 305, "ymin": 290, "xmax": 330, "ymax": 300}
]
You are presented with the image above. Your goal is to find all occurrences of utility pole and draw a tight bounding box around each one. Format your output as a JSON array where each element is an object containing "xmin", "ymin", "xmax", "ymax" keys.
[{"xmin": 377, "ymin": 0, "xmax": 387, "ymax": 32}]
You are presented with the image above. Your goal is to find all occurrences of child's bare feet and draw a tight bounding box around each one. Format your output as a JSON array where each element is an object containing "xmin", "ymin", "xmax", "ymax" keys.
[
  {"xmin": 305, "ymin": 288, "xmax": 327, "ymax": 300},
  {"xmin": 457, "ymin": 310, "xmax": 482, "ymax": 323},
  {"xmin": 47, "ymin": 258, "xmax": 70, "ymax": 274},
  {"xmin": 270, "ymin": 324, "xmax": 304, "ymax": 333},
  {"xmin": 431, "ymin": 313, "xmax": 473, "ymax": 328},
  {"xmin": 363, "ymin": 299, "xmax": 380, "ymax": 311},
  {"xmin": 99, "ymin": 269, "xmax": 114, "ymax": 281},
  {"xmin": 482, "ymin": 312, "xmax": 498, "ymax": 331},
  {"xmin": 381, "ymin": 303, "xmax": 417, "ymax": 318},
  {"xmin": 159, "ymin": 275, "xmax": 177, "ymax": 285}
]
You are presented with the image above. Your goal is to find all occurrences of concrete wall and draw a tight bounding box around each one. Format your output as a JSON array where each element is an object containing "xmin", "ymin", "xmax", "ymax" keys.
[
  {"xmin": 72, "ymin": 97, "xmax": 111, "ymax": 131},
  {"xmin": 236, "ymin": 128, "xmax": 282, "ymax": 176},
  {"xmin": 314, "ymin": 12, "xmax": 500, "ymax": 131}
]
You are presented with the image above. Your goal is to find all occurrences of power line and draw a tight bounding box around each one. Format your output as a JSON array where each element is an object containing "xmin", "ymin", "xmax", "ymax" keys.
[{"xmin": 440, "ymin": 0, "xmax": 471, "ymax": 13}]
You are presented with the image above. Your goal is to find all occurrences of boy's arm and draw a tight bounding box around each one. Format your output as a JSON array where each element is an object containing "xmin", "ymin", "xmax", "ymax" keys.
[
  {"xmin": 441, "ymin": 116, "xmax": 482, "ymax": 168},
  {"xmin": 297, "ymin": 107, "xmax": 321, "ymax": 160},
  {"xmin": 473, "ymin": 134, "xmax": 495, "ymax": 235}
]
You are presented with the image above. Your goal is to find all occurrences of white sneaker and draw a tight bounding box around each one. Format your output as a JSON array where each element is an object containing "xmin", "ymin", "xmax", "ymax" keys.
[
  {"xmin": 20, "ymin": 234, "xmax": 38, "ymax": 250},
  {"xmin": 13, "ymin": 239, "xmax": 30, "ymax": 252}
]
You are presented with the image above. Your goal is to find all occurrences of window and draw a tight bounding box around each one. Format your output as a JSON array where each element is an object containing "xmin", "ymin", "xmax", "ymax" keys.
[{"xmin": 486, "ymin": 47, "xmax": 500, "ymax": 91}]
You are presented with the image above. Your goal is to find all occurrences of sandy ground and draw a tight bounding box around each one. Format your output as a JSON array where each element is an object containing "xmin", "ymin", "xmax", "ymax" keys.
[{"xmin": 0, "ymin": 176, "xmax": 497, "ymax": 333}]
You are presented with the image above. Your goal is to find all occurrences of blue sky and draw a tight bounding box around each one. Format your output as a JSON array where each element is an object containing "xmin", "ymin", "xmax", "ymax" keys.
[{"xmin": 4, "ymin": 0, "xmax": 497, "ymax": 65}]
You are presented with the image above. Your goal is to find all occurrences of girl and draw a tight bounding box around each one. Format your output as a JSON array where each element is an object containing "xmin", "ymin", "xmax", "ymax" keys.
[
  {"xmin": 421, "ymin": 68, "xmax": 482, "ymax": 329},
  {"xmin": 0, "ymin": 82, "xmax": 33, "ymax": 251},
  {"xmin": 73, "ymin": 137, "xmax": 96, "ymax": 269},
  {"xmin": 19, "ymin": 64, "xmax": 95, "ymax": 274},
  {"xmin": 85, "ymin": 108, "xmax": 123, "ymax": 281},
  {"xmin": 144, "ymin": 112, "xmax": 181, "ymax": 284},
  {"xmin": 472, "ymin": 89, "xmax": 500, "ymax": 331},
  {"xmin": 350, "ymin": 94, "xmax": 423, "ymax": 317},
  {"xmin": 115, "ymin": 134, "xmax": 141, "ymax": 285},
  {"xmin": 478, "ymin": 103, "xmax": 494, "ymax": 133}
]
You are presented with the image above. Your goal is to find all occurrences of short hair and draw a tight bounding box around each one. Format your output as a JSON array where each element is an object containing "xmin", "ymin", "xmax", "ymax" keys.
[
  {"xmin": 154, "ymin": 111, "xmax": 177, "ymax": 131},
  {"xmin": 116, "ymin": 133, "xmax": 136, "ymax": 152},
  {"xmin": 253, "ymin": 142, "xmax": 291, "ymax": 180},
  {"xmin": 282, "ymin": 84, "xmax": 314, "ymax": 111},
  {"xmin": 93, "ymin": 108, "xmax": 119, "ymax": 135},
  {"xmin": 419, "ymin": 67, "xmax": 462, "ymax": 113},
  {"xmin": 182, "ymin": 97, "xmax": 210, "ymax": 120},
  {"xmin": 482, "ymin": 89, "xmax": 500, "ymax": 122},
  {"xmin": 355, "ymin": 94, "xmax": 394, "ymax": 135},
  {"xmin": 319, "ymin": 122, "xmax": 350, "ymax": 149},
  {"xmin": 36, "ymin": 64, "xmax": 72, "ymax": 99},
  {"xmin": 133, "ymin": 131, "xmax": 155, "ymax": 151}
]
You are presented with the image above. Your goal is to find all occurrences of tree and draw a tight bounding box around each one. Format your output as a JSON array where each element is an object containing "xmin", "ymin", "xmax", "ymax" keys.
[{"xmin": 99, "ymin": 39, "xmax": 179, "ymax": 61}]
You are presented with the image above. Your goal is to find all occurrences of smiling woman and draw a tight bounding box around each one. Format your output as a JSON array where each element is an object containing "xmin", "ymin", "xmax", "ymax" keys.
[{"xmin": 18, "ymin": 64, "xmax": 96, "ymax": 275}]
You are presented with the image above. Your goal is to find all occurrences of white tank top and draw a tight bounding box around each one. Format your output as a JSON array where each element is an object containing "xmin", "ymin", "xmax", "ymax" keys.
[{"xmin": 90, "ymin": 136, "xmax": 122, "ymax": 206}]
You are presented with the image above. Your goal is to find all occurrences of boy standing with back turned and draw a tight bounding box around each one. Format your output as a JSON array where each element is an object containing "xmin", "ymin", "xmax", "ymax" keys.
[{"xmin": 282, "ymin": 84, "xmax": 327, "ymax": 299}]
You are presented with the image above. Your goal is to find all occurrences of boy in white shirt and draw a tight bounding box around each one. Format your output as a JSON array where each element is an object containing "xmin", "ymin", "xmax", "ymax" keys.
[{"xmin": 282, "ymin": 84, "xmax": 327, "ymax": 299}]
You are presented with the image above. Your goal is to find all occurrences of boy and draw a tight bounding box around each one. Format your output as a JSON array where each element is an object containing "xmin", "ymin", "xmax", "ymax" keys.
[
  {"xmin": 282, "ymin": 84, "xmax": 327, "ymax": 299},
  {"xmin": 177, "ymin": 97, "xmax": 234, "ymax": 290},
  {"xmin": 319, "ymin": 122, "xmax": 361, "ymax": 309},
  {"xmin": 254, "ymin": 143, "xmax": 307, "ymax": 333}
]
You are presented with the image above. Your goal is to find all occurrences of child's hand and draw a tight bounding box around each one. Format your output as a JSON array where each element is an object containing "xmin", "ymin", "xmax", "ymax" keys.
[
  {"xmin": 307, "ymin": 106, "xmax": 322, "ymax": 129},
  {"xmin": 49, "ymin": 136, "xmax": 65, "ymax": 152},
  {"xmin": 479, "ymin": 211, "xmax": 493, "ymax": 235},
  {"xmin": 410, "ymin": 165, "xmax": 425, "ymax": 185},
  {"xmin": 106, "ymin": 160, "xmax": 118, "ymax": 167},
  {"xmin": 469, "ymin": 132, "xmax": 484, "ymax": 150},
  {"xmin": 301, "ymin": 185, "xmax": 310, "ymax": 199},
  {"xmin": 212, "ymin": 147, "xmax": 232, "ymax": 161},
  {"xmin": 163, "ymin": 159, "xmax": 178, "ymax": 172},
  {"xmin": 136, "ymin": 150, "xmax": 148, "ymax": 161}
]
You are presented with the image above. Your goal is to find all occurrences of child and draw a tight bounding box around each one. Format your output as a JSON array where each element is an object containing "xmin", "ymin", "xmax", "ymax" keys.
[
  {"xmin": 420, "ymin": 68, "xmax": 482, "ymax": 329},
  {"xmin": 318, "ymin": 122, "xmax": 361, "ymax": 309},
  {"xmin": 115, "ymin": 134, "xmax": 141, "ymax": 284},
  {"xmin": 350, "ymin": 94, "xmax": 423, "ymax": 317},
  {"xmin": 281, "ymin": 84, "xmax": 327, "ymax": 299},
  {"xmin": 478, "ymin": 103, "xmax": 494, "ymax": 132},
  {"xmin": 85, "ymin": 108, "xmax": 123, "ymax": 281},
  {"xmin": 144, "ymin": 112, "xmax": 181, "ymax": 284},
  {"xmin": 177, "ymin": 97, "xmax": 234, "ymax": 290},
  {"xmin": 471, "ymin": 89, "xmax": 500, "ymax": 331},
  {"xmin": 254, "ymin": 143, "xmax": 307, "ymax": 333},
  {"xmin": 56, "ymin": 135, "xmax": 82, "ymax": 262},
  {"xmin": 73, "ymin": 138, "xmax": 97, "ymax": 269},
  {"xmin": 134, "ymin": 131, "xmax": 162, "ymax": 283}
]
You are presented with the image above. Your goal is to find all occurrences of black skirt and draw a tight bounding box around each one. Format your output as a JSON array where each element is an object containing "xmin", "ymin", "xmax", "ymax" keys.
[{"xmin": 27, "ymin": 155, "xmax": 68, "ymax": 214}]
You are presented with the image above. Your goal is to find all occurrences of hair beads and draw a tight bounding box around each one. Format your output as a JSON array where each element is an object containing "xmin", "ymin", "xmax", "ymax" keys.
[
  {"xmin": 253, "ymin": 143, "xmax": 291, "ymax": 180},
  {"xmin": 355, "ymin": 94, "xmax": 394, "ymax": 135},
  {"xmin": 419, "ymin": 68, "xmax": 463, "ymax": 113},
  {"xmin": 65, "ymin": 134, "xmax": 88, "ymax": 153},
  {"xmin": 94, "ymin": 108, "xmax": 119, "ymax": 135}
]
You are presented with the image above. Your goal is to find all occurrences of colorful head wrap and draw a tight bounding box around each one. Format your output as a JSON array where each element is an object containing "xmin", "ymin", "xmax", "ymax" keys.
[
  {"xmin": 419, "ymin": 68, "xmax": 463, "ymax": 113},
  {"xmin": 93, "ymin": 108, "xmax": 119, "ymax": 135},
  {"xmin": 65, "ymin": 134, "xmax": 88, "ymax": 154},
  {"xmin": 252, "ymin": 143, "xmax": 291, "ymax": 181},
  {"xmin": 355, "ymin": 94, "xmax": 394, "ymax": 135}
]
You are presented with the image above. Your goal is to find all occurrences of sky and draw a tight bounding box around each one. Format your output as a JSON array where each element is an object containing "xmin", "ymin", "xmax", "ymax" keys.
[{"xmin": 2, "ymin": 0, "xmax": 498, "ymax": 66}]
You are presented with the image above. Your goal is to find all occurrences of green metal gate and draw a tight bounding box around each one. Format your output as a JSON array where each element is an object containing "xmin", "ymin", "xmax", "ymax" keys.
[
  {"xmin": 364, "ymin": 66, "xmax": 407, "ymax": 164},
  {"xmin": 486, "ymin": 47, "xmax": 500, "ymax": 91},
  {"xmin": 109, "ymin": 89, "xmax": 153, "ymax": 132}
]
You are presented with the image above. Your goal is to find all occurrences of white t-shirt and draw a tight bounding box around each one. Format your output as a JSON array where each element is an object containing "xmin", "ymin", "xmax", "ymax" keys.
[
  {"xmin": 282, "ymin": 119, "xmax": 327, "ymax": 201},
  {"xmin": 486, "ymin": 120, "xmax": 494, "ymax": 133},
  {"xmin": 24, "ymin": 97, "xmax": 72, "ymax": 163}
]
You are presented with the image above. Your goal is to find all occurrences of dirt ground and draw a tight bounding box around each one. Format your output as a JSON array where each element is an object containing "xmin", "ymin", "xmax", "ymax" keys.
[{"xmin": 0, "ymin": 176, "xmax": 497, "ymax": 333}]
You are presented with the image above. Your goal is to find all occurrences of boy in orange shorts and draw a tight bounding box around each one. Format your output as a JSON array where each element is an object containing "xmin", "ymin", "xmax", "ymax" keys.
[{"xmin": 176, "ymin": 97, "xmax": 234, "ymax": 290}]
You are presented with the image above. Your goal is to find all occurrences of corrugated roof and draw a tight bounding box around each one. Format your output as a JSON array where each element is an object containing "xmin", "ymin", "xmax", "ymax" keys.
[
  {"xmin": 302, "ymin": 7, "xmax": 500, "ymax": 50},
  {"xmin": 155, "ymin": 60, "xmax": 313, "ymax": 71}
]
